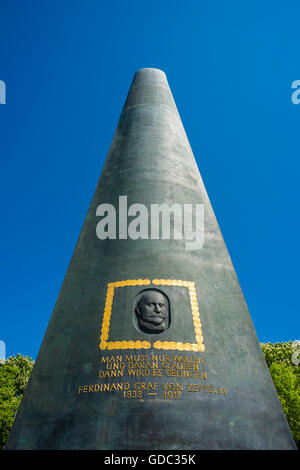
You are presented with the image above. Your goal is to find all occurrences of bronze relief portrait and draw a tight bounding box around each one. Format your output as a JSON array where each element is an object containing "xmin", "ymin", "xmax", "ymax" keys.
[{"xmin": 135, "ymin": 289, "xmax": 170, "ymax": 334}]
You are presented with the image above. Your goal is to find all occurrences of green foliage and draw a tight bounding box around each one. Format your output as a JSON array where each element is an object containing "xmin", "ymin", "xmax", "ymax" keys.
[
  {"xmin": 260, "ymin": 341, "xmax": 300, "ymax": 448},
  {"xmin": 0, "ymin": 354, "xmax": 34, "ymax": 449},
  {"xmin": 261, "ymin": 341, "xmax": 299, "ymax": 369}
]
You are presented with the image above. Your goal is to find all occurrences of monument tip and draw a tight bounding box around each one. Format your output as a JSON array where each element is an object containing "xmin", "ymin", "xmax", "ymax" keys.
[{"xmin": 135, "ymin": 67, "xmax": 166, "ymax": 76}]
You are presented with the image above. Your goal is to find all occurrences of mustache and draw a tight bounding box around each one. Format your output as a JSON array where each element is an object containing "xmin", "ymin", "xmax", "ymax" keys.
[
  {"xmin": 147, "ymin": 313, "xmax": 166, "ymax": 321},
  {"xmin": 147, "ymin": 311, "xmax": 166, "ymax": 317}
]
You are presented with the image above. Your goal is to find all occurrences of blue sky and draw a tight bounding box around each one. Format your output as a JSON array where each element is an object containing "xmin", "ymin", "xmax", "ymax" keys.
[{"xmin": 0, "ymin": 0, "xmax": 299, "ymax": 360}]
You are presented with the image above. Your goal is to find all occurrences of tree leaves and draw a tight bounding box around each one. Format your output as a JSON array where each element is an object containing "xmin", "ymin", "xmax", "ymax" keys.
[
  {"xmin": 261, "ymin": 341, "xmax": 300, "ymax": 448},
  {"xmin": 0, "ymin": 354, "xmax": 34, "ymax": 449}
]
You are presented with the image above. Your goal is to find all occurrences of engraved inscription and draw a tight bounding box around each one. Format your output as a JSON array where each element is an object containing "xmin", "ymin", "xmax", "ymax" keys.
[{"xmin": 77, "ymin": 353, "xmax": 228, "ymax": 400}]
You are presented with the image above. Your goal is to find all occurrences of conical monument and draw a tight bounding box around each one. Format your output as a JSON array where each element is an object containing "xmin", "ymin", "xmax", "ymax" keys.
[{"xmin": 6, "ymin": 68, "xmax": 296, "ymax": 450}]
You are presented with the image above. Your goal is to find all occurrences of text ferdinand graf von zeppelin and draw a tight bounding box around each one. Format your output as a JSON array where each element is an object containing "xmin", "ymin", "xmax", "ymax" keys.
[{"xmin": 77, "ymin": 353, "xmax": 227, "ymax": 400}]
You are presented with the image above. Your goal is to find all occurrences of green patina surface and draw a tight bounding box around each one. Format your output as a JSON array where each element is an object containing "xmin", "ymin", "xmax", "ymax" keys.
[{"xmin": 6, "ymin": 69, "xmax": 296, "ymax": 449}]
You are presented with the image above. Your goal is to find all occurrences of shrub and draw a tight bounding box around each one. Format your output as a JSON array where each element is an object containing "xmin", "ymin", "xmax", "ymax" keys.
[
  {"xmin": 261, "ymin": 341, "xmax": 300, "ymax": 448},
  {"xmin": 0, "ymin": 354, "xmax": 34, "ymax": 449}
]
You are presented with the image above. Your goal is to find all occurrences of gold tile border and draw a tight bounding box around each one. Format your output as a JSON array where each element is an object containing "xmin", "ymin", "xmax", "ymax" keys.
[{"xmin": 99, "ymin": 279, "xmax": 205, "ymax": 352}]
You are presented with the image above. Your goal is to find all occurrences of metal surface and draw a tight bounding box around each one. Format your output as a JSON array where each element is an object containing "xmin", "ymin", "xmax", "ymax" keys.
[{"xmin": 6, "ymin": 68, "xmax": 297, "ymax": 450}]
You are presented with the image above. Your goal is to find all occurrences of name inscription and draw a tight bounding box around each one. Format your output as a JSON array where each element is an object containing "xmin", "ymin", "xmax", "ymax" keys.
[{"xmin": 77, "ymin": 353, "xmax": 227, "ymax": 400}]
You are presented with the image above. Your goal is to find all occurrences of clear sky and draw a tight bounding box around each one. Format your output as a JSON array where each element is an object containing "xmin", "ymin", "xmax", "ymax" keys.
[{"xmin": 0, "ymin": 0, "xmax": 299, "ymax": 360}]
